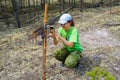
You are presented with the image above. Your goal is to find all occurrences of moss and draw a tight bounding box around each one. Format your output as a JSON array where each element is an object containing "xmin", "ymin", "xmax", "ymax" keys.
[
  {"xmin": 109, "ymin": 26, "xmax": 120, "ymax": 31},
  {"xmin": 109, "ymin": 26, "xmax": 120, "ymax": 38},
  {"xmin": 86, "ymin": 67, "xmax": 115, "ymax": 80}
]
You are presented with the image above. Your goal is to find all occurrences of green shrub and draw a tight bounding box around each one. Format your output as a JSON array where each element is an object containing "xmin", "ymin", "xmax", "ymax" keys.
[{"xmin": 86, "ymin": 67, "xmax": 115, "ymax": 80}]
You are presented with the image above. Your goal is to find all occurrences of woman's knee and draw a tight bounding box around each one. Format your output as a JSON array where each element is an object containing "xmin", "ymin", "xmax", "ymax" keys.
[
  {"xmin": 64, "ymin": 55, "xmax": 78, "ymax": 68},
  {"xmin": 64, "ymin": 52, "xmax": 81, "ymax": 68},
  {"xmin": 53, "ymin": 48, "xmax": 69, "ymax": 61},
  {"xmin": 64, "ymin": 59, "xmax": 78, "ymax": 68}
]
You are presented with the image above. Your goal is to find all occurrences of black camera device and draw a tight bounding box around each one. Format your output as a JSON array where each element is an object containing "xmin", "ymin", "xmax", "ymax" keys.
[{"xmin": 50, "ymin": 26, "xmax": 55, "ymax": 33}]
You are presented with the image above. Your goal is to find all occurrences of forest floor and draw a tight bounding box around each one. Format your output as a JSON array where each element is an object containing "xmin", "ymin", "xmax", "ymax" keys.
[{"xmin": 0, "ymin": 5, "xmax": 120, "ymax": 80}]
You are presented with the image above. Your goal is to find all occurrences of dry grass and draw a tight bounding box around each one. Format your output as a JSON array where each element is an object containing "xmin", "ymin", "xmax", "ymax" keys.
[{"xmin": 0, "ymin": 5, "xmax": 120, "ymax": 80}]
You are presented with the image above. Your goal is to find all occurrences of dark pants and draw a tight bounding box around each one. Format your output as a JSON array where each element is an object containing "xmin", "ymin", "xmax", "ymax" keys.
[{"xmin": 53, "ymin": 48, "xmax": 82, "ymax": 68}]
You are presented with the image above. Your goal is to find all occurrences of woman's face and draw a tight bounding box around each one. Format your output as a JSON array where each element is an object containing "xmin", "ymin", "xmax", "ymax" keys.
[{"xmin": 61, "ymin": 22, "xmax": 71, "ymax": 30}]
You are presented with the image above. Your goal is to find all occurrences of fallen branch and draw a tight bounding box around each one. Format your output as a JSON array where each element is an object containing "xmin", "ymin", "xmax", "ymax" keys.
[{"xmin": 28, "ymin": 5, "xmax": 74, "ymax": 40}]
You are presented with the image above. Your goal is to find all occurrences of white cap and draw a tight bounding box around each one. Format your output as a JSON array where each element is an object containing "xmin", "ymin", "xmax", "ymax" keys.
[{"xmin": 58, "ymin": 13, "xmax": 72, "ymax": 24}]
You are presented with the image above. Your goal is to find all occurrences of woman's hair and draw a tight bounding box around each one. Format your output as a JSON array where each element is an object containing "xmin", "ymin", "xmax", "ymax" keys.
[{"xmin": 68, "ymin": 20, "xmax": 74, "ymax": 26}]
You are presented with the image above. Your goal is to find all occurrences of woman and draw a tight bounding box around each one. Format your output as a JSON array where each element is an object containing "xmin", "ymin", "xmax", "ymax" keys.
[{"xmin": 49, "ymin": 13, "xmax": 83, "ymax": 68}]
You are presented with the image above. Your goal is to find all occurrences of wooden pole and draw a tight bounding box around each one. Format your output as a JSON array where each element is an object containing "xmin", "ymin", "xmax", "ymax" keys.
[{"xmin": 43, "ymin": 3, "xmax": 48, "ymax": 80}]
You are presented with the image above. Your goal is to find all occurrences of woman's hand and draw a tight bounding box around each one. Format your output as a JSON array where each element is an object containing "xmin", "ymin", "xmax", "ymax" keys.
[
  {"xmin": 55, "ymin": 32, "xmax": 61, "ymax": 40},
  {"xmin": 49, "ymin": 32, "xmax": 59, "ymax": 45},
  {"xmin": 49, "ymin": 31, "xmax": 60, "ymax": 39},
  {"xmin": 55, "ymin": 32, "xmax": 74, "ymax": 48},
  {"xmin": 49, "ymin": 33, "xmax": 55, "ymax": 38}
]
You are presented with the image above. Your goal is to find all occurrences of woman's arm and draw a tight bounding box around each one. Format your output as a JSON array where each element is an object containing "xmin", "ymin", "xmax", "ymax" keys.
[
  {"xmin": 53, "ymin": 35, "xmax": 59, "ymax": 45},
  {"xmin": 57, "ymin": 34, "xmax": 74, "ymax": 48},
  {"xmin": 49, "ymin": 32, "xmax": 74, "ymax": 47},
  {"xmin": 49, "ymin": 33, "xmax": 59, "ymax": 45}
]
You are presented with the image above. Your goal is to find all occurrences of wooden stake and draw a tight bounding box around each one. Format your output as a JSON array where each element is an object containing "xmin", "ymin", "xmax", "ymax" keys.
[{"xmin": 43, "ymin": 3, "xmax": 48, "ymax": 80}]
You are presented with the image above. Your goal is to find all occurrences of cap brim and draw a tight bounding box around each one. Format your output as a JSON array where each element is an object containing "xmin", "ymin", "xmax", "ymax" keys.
[{"xmin": 58, "ymin": 20, "xmax": 67, "ymax": 24}]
